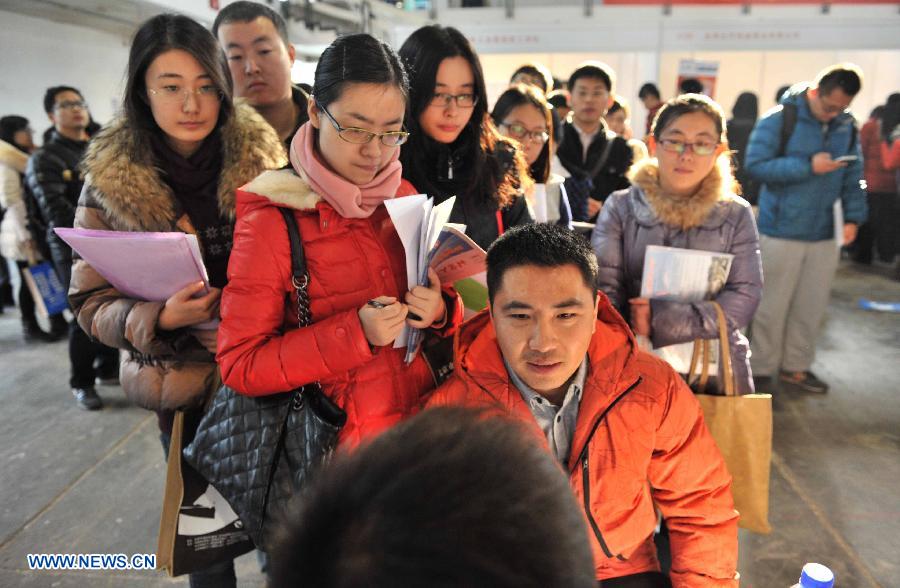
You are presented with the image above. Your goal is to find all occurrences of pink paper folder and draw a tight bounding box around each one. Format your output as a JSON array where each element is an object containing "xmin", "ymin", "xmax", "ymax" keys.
[{"xmin": 54, "ymin": 228, "xmax": 209, "ymax": 301}]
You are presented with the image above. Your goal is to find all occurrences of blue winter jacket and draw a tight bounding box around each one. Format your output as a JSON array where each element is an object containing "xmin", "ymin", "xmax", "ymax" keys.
[{"xmin": 745, "ymin": 85, "xmax": 866, "ymax": 241}]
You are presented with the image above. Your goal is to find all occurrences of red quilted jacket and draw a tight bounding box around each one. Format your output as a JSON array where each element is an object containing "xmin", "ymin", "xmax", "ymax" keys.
[
  {"xmin": 217, "ymin": 169, "xmax": 462, "ymax": 449},
  {"xmin": 429, "ymin": 295, "xmax": 739, "ymax": 587}
]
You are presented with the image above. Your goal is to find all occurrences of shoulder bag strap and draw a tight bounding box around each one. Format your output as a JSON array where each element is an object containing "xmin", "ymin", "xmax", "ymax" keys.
[{"xmin": 277, "ymin": 207, "xmax": 311, "ymax": 329}]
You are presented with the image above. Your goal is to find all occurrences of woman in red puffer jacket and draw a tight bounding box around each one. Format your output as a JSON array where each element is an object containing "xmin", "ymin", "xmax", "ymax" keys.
[{"xmin": 217, "ymin": 34, "xmax": 461, "ymax": 449}]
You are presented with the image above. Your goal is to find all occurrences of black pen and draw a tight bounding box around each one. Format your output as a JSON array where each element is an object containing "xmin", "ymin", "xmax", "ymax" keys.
[{"xmin": 367, "ymin": 299, "xmax": 421, "ymax": 321}]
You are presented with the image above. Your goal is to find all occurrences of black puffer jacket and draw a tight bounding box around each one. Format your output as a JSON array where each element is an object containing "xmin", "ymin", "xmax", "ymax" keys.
[
  {"xmin": 24, "ymin": 131, "xmax": 88, "ymax": 272},
  {"xmin": 556, "ymin": 119, "xmax": 633, "ymax": 202}
]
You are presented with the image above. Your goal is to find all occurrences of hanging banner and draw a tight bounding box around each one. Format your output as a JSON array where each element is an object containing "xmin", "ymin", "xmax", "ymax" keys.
[{"xmin": 676, "ymin": 59, "xmax": 720, "ymax": 98}]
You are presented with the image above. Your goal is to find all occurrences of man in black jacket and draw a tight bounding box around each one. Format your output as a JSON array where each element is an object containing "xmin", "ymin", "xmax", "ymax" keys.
[
  {"xmin": 556, "ymin": 62, "xmax": 632, "ymax": 222},
  {"xmin": 25, "ymin": 86, "xmax": 118, "ymax": 410}
]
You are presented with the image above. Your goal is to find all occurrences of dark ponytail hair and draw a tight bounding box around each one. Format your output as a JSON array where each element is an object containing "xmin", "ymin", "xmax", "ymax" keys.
[
  {"xmin": 882, "ymin": 93, "xmax": 900, "ymax": 143},
  {"xmin": 312, "ymin": 34, "xmax": 408, "ymax": 109},
  {"xmin": 121, "ymin": 14, "xmax": 233, "ymax": 158},
  {"xmin": 491, "ymin": 84, "xmax": 553, "ymax": 184},
  {"xmin": 399, "ymin": 25, "xmax": 529, "ymax": 208}
]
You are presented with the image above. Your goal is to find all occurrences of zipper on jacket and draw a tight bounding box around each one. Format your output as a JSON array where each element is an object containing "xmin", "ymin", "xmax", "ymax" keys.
[{"xmin": 577, "ymin": 376, "xmax": 642, "ymax": 562}]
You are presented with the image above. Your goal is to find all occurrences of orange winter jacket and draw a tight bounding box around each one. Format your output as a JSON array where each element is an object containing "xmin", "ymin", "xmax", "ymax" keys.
[{"xmin": 429, "ymin": 294, "xmax": 739, "ymax": 587}]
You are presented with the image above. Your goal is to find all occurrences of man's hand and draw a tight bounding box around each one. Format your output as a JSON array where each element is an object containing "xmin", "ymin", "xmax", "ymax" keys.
[
  {"xmin": 629, "ymin": 297, "xmax": 651, "ymax": 337},
  {"xmin": 811, "ymin": 152, "xmax": 847, "ymax": 175},
  {"xmin": 843, "ymin": 223, "xmax": 858, "ymax": 246},
  {"xmin": 587, "ymin": 198, "xmax": 603, "ymax": 219}
]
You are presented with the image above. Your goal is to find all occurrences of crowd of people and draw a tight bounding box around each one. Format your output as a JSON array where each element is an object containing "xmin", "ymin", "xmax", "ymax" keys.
[{"xmin": 2, "ymin": 1, "xmax": 899, "ymax": 586}]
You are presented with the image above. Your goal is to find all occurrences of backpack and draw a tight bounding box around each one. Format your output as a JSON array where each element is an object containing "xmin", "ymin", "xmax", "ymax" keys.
[
  {"xmin": 562, "ymin": 130, "xmax": 617, "ymax": 221},
  {"xmin": 777, "ymin": 102, "xmax": 858, "ymax": 157}
]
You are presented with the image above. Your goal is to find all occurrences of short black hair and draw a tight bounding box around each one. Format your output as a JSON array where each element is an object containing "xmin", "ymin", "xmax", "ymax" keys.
[
  {"xmin": 639, "ymin": 82, "xmax": 660, "ymax": 100},
  {"xmin": 607, "ymin": 94, "xmax": 630, "ymax": 118},
  {"xmin": 510, "ymin": 62, "xmax": 552, "ymax": 95},
  {"xmin": 775, "ymin": 84, "xmax": 791, "ymax": 104},
  {"xmin": 567, "ymin": 62, "xmax": 614, "ymax": 94},
  {"xmin": 547, "ymin": 89, "xmax": 570, "ymax": 110},
  {"xmin": 679, "ymin": 78, "xmax": 704, "ymax": 95},
  {"xmin": 212, "ymin": 0, "xmax": 289, "ymax": 46},
  {"xmin": 269, "ymin": 407, "xmax": 596, "ymax": 588},
  {"xmin": 815, "ymin": 63, "xmax": 863, "ymax": 97},
  {"xmin": 486, "ymin": 223, "xmax": 599, "ymax": 304},
  {"xmin": 43, "ymin": 86, "xmax": 82, "ymax": 114}
]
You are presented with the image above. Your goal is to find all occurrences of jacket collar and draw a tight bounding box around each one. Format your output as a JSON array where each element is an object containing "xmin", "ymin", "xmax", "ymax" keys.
[
  {"xmin": 82, "ymin": 101, "xmax": 286, "ymax": 231},
  {"xmin": 453, "ymin": 292, "xmax": 642, "ymax": 472},
  {"xmin": 0, "ymin": 140, "xmax": 28, "ymax": 174},
  {"xmin": 627, "ymin": 157, "xmax": 739, "ymax": 230}
]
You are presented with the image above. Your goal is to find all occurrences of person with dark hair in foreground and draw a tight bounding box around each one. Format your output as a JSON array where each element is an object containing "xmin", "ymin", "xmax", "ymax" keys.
[
  {"xmin": 269, "ymin": 407, "xmax": 597, "ymax": 588},
  {"xmin": 430, "ymin": 223, "xmax": 739, "ymax": 587}
]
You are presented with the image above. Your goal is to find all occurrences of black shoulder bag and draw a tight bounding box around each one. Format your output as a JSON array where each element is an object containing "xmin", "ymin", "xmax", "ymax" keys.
[{"xmin": 183, "ymin": 208, "xmax": 346, "ymax": 551}]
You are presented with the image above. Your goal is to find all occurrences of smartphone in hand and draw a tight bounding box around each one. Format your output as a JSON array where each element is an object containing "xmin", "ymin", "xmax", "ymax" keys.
[{"xmin": 834, "ymin": 155, "xmax": 858, "ymax": 162}]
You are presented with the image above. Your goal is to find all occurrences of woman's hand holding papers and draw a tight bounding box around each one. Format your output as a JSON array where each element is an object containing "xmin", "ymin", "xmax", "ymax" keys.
[
  {"xmin": 404, "ymin": 268, "xmax": 446, "ymax": 329},
  {"xmin": 158, "ymin": 281, "xmax": 221, "ymax": 331}
]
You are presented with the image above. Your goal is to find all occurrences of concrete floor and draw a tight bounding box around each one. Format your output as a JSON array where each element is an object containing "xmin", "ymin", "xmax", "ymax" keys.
[{"xmin": 0, "ymin": 259, "xmax": 897, "ymax": 587}]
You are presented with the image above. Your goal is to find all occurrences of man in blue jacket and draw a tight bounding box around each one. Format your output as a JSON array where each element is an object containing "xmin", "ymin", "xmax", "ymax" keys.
[{"xmin": 746, "ymin": 64, "xmax": 867, "ymax": 394}]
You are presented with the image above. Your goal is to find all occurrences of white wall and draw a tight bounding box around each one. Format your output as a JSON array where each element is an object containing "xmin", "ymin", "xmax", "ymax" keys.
[
  {"xmin": 478, "ymin": 48, "xmax": 900, "ymax": 139},
  {"xmin": 0, "ymin": 10, "xmax": 131, "ymax": 146}
]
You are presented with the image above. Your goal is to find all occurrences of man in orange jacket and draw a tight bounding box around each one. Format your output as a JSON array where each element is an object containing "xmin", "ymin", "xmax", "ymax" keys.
[{"xmin": 429, "ymin": 224, "xmax": 738, "ymax": 587}]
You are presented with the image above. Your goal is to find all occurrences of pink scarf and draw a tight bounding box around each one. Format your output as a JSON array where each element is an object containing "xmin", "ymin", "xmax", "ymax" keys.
[{"xmin": 289, "ymin": 122, "xmax": 402, "ymax": 219}]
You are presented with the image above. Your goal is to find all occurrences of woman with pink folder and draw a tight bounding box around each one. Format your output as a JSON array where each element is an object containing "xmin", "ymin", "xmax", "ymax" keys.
[{"xmin": 67, "ymin": 14, "xmax": 285, "ymax": 586}]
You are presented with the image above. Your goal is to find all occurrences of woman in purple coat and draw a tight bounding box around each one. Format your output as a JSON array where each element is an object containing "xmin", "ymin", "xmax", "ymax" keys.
[{"xmin": 592, "ymin": 94, "xmax": 763, "ymax": 394}]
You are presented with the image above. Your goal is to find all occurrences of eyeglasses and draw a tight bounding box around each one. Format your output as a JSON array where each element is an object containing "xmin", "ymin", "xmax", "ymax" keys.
[
  {"xmin": 55, "ymin": 101, "xmax": 87, "ymax": 111},
  {"xmin": 658, "ymin": 138, "xmax": 719, "ymax": 156},
  {"xmin": 501, "ymin": 122, "xmax": 549, "ymax": 144},
  {"xmin": 316, "ymin": 101, "xmax": 409, "ymax": 146},
  {"xmin": 429, "ymin": 93, "xmax": 478, "ymax": 109},
  {"xmin": 147, "ymin": 85, "xmax": 224, "ymax": 105},
  {"xmin": 817, "ymin": 95, "xmax": 847, "ymax": 115}
]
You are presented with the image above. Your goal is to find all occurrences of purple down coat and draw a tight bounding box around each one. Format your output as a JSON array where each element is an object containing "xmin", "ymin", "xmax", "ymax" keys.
[{"xmin": 591, "ymin": 158, "xmax": 763, "ymax": 394}]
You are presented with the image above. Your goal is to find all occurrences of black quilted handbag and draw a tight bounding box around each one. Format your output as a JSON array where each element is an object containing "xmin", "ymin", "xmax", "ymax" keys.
[{"xmin": 183, "ymin": 208, "xmax": 346, "ymax": 551}]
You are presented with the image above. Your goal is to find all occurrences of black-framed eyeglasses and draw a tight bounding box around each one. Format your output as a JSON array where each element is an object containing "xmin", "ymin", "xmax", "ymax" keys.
[
  {"xmin": 500, "ymin": 122, "xmax": 550, "ymax": 144},
  {"xmin": 429, "ymin": 93, "xmax": 478, "ymax": 108},
  {"xmin": 316, "ymin": 100, "xmax": 409, "ymax": 146},
  {"xmin": 55, "ymin": 100, "xmax": 88, "ymax": 111},
  {"xmin": 658, "ymin": 138, "xmax": 719, "ymax": 156}
]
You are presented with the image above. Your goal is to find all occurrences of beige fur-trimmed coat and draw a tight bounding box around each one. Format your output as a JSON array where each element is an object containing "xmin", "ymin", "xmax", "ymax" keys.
[{"xmin": 69, "ymin": 102, "xmax": 286, "ymax": 411}]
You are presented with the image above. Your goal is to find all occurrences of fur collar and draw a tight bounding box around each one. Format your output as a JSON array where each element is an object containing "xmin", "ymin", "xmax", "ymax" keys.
[
  {"xmin": 241, "ymin": 168, "xmax": 323, "ymax": 211},
  {"xmin": 0, "ymin": 140, "xmax": 28, "ymax": 174},
  {"xmin": 628, "ymin": 156, "xmax": 738, "ymax": 230},
  {"xmin": 82, "ymin": 101, "xmax": 286, "ymax": 231}
]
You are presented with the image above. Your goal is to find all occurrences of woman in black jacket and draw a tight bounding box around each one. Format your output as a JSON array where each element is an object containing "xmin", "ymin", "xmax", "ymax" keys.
[{"xmin": 398, "ymin": 25, "xmax": 533, "ymax": 251}]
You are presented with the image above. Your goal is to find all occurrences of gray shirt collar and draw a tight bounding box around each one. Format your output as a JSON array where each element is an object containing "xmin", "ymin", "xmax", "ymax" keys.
[{"xmin": 505, "ymin": 356, "xmax": 589, "ymax": 464}]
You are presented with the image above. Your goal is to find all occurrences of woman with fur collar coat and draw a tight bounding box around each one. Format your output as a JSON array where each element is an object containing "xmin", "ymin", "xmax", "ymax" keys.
[
  {"xmin": 592, "ymin": 95, "xmax": 763, "ymax": 394},
  {"xmin": 68, "ymin": 16, "xmax": 286, "ymax": 428}
]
